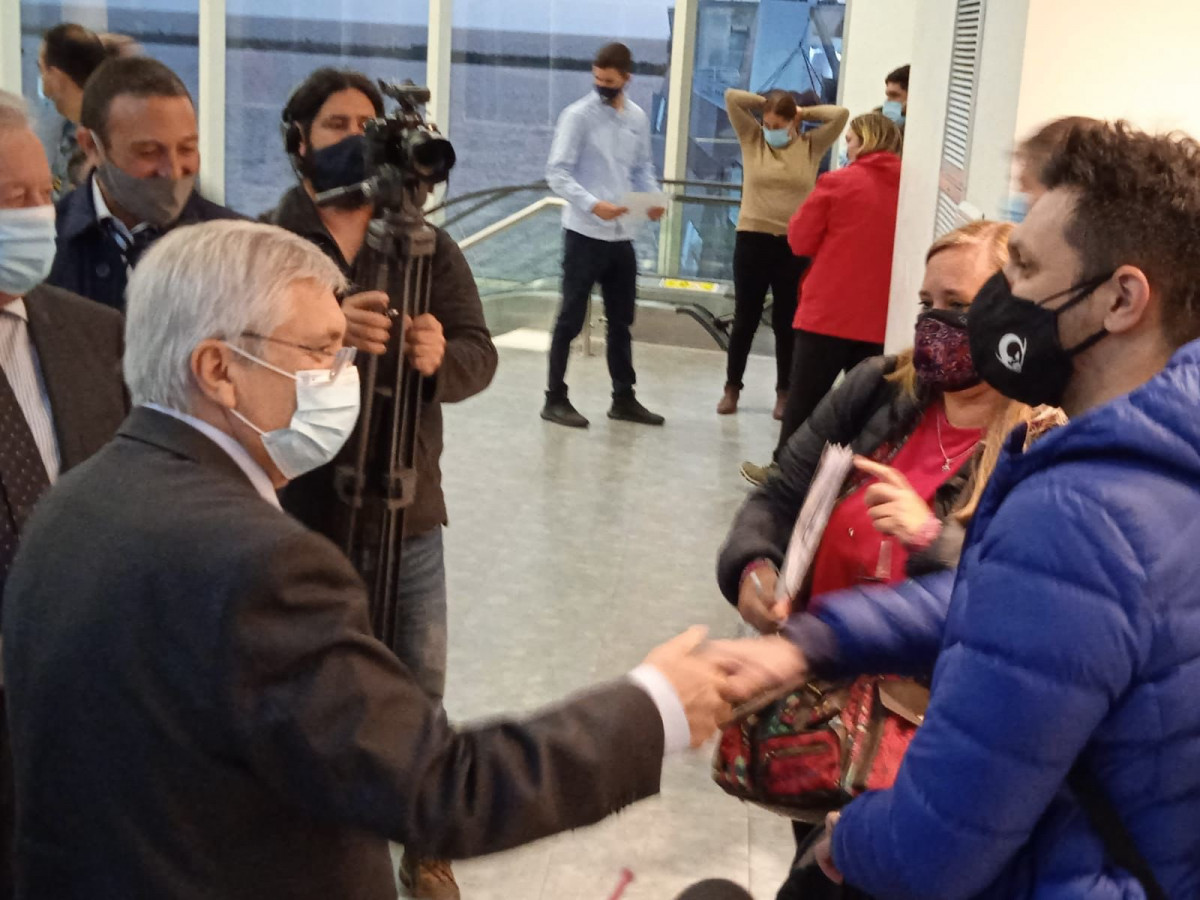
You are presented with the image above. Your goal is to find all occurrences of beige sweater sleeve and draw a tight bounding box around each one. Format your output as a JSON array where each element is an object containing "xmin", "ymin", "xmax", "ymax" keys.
[
  {"xmin": 725, "ymin": 88, "xmax": 767, "ymax": 146},
  {"xmin": 800, "ymin": 105, "xmax": 851, "ymax": 157}
]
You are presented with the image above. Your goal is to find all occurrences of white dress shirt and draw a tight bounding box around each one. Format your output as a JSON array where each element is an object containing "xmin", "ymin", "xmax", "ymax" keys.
[
  {"xmin": 140, "ymin": 406, "xmax": 690, "ymax": 755},
  {"xmin": 92, "ymin": 176, "xmax": 152, "ymax": 270},
  {"xmin": 141, "ymin": 404, "xmax": 280, "ymax": 509},
  {"xmin": 0, "ymin": 299, "xmax": 61, "ymax": 483}
]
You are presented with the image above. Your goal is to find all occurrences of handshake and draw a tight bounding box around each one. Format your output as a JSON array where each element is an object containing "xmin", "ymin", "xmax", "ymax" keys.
[{"xmin": 641, "ymin": 626, "xmax": 810, "ymax": 747}]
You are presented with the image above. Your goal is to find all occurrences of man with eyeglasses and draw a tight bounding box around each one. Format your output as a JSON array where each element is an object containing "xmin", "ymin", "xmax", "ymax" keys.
[
  {"xmin": 2, "ymin": 220, "xmax": 734, "ymax": 900},
  {"xmin": 262, "ymin": 67, "xmax": 497, "ymax": 898}
]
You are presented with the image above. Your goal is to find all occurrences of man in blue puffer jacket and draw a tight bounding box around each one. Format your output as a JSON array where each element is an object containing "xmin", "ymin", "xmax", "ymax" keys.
[{"xmin": 718, "ymin": 120, "xmax": 1200, "ymax": 898}]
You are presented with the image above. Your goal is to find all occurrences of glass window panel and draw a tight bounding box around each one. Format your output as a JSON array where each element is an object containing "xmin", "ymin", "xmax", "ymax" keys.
[
  {"xmin": 19, "ymin": 0, "xmax": 200, "ymax": 193},
  {"xmin": 666, "ymin": 0, "xmax": 846, "ymax": 280},
  {"xmin": 223, "ymin": 0, "xmax": 428, "ymax": 217},
  {"xmin": 447, "ymin": 0, "xmax": 673, "ymax": 201}
]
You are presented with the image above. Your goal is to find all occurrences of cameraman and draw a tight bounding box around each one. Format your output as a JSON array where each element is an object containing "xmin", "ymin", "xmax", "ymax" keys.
[{"xmin": 263, "ymin": 68, "xmax": 497, "ymax": 900}]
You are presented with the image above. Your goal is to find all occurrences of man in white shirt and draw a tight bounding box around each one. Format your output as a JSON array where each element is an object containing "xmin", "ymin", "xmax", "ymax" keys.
[{"xmin": 543, "ymin": 42, "xmax": 666, "ymax": 429}]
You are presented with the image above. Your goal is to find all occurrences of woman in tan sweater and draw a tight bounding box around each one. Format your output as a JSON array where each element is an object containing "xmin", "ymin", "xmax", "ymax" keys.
[{"xmin": 719, "ymin": 88, "xmax": 848, "ymax": 418}]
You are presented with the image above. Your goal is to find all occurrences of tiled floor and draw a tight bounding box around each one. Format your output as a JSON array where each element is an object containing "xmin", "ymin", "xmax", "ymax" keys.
[{"xmin": 420, "ymin": 337, "xmax": 795, "ymax": 900}]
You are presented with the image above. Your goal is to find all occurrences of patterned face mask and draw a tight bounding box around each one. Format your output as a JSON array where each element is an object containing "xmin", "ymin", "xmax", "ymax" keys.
[{"xmin": 913, "ymin": 308, "xmax": 981, "ymax": 393}]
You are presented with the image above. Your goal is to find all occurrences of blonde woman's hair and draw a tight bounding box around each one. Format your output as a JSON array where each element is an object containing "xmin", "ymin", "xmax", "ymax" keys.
[
  {"xmin": 850, "ymin": 111, "xmax": 904, "ymax": 158},
  {"xmin": 886, "ymin": 219, "xmax": 1037, "ymax": 522}
]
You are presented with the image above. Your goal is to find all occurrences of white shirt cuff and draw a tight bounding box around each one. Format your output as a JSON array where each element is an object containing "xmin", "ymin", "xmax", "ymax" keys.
[{"xmin": 627, "ymin": 664, "xmax": 690, "ymax": 756}]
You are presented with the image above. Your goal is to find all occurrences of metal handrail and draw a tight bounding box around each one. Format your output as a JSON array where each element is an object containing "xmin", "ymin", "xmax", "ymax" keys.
[
  {"xmin": 437, "ymin": 178, "xmax": 742, "ymax": 228},
  {"xmin": 458, "ymin": 196, "xmax": 566, "ymax": 251}
]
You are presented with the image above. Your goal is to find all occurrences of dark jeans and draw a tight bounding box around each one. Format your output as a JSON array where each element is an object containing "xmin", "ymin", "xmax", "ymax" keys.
[
  {"xmin": 386, "ymin": 527, "xmax": 448, "ymax": 703},
  {"xmin": 547, "ymin": 229, "xmax": 637, "ymax": 397},
  {"xmin": 727, "ymin": 231, "xmax": 803, "ymax": 392},
  {"xmin": 776, "ymin": 329, "xmax": 883, "ymax": 458}
]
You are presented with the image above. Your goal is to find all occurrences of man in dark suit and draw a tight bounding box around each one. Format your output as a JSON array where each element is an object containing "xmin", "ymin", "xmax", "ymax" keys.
[
  {"xmin": 0, "ymin": 91, "xmax": 126, "ymax": 900},
  {"xmin": 45, "ymin": 56, "xmax": 240, "ymax": 313},
  {"xmin": 3, "ymin": 219, "xmax": 731, "ymax": 900}
]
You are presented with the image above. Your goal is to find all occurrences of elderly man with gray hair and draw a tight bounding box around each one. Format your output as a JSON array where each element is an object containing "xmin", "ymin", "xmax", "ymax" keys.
[
  {"xmin": 0, "ymin": 88, "xmax": 126, "ymax": 900},
  {"xmin": 1, "ymin": 219, "xmax": 734, "ymax": 899}
]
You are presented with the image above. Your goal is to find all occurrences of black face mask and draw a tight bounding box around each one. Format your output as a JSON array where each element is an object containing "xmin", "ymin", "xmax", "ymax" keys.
[
  {"xmin": 304, "ymin": 134, "xmax": 369, "ymax": 197},
  {"xmin": 596, "ymin": 84, "xmax": 622, "ymax": 103},
  {"xmin": 967, "ymin": 270, "xmax": 1113, "ymax": 407}
]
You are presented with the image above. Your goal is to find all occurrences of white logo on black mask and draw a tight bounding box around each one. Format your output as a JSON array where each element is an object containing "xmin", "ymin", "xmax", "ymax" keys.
[{"xmin": 997, "ymin": 334, "xmax": 1028, "ymax": 373}]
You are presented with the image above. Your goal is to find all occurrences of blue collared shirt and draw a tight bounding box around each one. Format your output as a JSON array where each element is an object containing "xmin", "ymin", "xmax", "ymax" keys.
[{"xmin": 545, "ymin": 91, "xmax": 659, "ymax": 242}]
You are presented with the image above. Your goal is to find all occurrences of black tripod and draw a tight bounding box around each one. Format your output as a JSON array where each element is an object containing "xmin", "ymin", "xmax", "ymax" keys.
[{"xmin": 332, "ymin": 187, "xmax": 437, "ymax": 649}]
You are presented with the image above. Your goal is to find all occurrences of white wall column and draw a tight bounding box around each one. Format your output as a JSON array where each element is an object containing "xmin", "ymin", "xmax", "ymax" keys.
[
  {"xmin": 198, "ymin": 0, "xmax": 226, "ymax": 204},
  {"xmin": 658, "ymin": 0, "xmax": 698, "ymax": 277},
  {"xmin": 661, "ymin": 0, "xmax": 697, "ymax": 184},
  {"xmin": 426, "ymin": 0, "xmax": 453, "ymax": 137},
  {"xmin": 1, "ymin": 0, "xmax": 21, "ymax": 95},
  {"xmin": 883, "ymin": 0, "xmax": 957, "ymax": 351}
]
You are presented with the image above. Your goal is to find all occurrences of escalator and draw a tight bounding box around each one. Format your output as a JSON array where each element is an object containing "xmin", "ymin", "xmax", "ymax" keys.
[{"xmin": 434, "ymin": 180, "xmax": 753, "ymax": 353}]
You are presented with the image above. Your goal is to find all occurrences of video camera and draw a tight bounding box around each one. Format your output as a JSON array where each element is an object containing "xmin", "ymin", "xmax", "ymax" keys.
[{"xmin": 315, "ymin": 81, "xmax": 456, "ymax": 211}]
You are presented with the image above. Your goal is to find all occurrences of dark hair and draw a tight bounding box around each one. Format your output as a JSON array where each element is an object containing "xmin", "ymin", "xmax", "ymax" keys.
[
  {"xmin": 762, "ymin": 89, "xmax": 798, "ymax": 122},
  {"xmin": 886, "ymin": 64, "xmax": 910, "ymax": 90},
  {"xmin": 1016, "ymin": 116, "xmax": 1100, "ymax": 187},
  {"xmin": 42, "ymin": 23, "xmax": 108, "ymax": 89},
  {"xmin": 282, "ymin": 68, "xmax": 384, "ymax": 147},
  {"xmin": 594, "ymin": 42, "xmax": 634, "ymax": 75},
  {"xmin": 1042, "ymin": 120, "xmax": 1200, "ymax": 348},
  {"xmin": 80, "ymin": 57, "xmax": 191, "ymax": 144}
]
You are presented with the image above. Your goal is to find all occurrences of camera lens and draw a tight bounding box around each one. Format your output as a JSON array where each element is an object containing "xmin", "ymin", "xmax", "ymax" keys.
[{"xmin": 408, "ymin": 131, "xmax": 457, "ymax": 185}]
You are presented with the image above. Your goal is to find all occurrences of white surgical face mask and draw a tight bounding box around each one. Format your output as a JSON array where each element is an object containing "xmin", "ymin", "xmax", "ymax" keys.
[
  {"xmin": 224, "ymin": 343, "xmax": 360, "ymax": 480},
  {"xmin": 0, "ymin": 205, "xmax": 57, "ymax": 296}
]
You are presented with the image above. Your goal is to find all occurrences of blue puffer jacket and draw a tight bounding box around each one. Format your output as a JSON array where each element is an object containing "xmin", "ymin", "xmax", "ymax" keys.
[{"xmin": 808, "ymin": 341, "xmax": 1200, "ymax": 899}]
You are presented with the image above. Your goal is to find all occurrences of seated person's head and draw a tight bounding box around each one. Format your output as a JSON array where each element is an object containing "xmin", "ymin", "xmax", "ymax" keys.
[
  {"xmin": 884, "ymin": 64, "xmax": 909, "ymax": 119},
  {"xmin": 0, "ymin": 91, "xmax": 56, "ymax": 298},
  {"xmin": 124, "ymin": 220, "xmax": 356, "ymax": 486},
  {"xmin": 77, "ymin": 57, "xmax": 198, "ymax": 228},
  {"xmin": 844, "ymin": 112, "xmax": 904, "ymax": 163}
]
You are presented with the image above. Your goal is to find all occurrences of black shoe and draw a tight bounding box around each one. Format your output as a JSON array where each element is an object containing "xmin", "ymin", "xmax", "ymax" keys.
[
  {"xmin": 541, "ymin": 393, "xmax": 589, "ymax": 428},
  {"xmin": 608, "ymin": 393, "xmax": 665, "ymax": 426}
]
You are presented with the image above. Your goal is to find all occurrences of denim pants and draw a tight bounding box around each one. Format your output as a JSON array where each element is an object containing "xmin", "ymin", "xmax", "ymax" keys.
[{"xmin": 386, "ymin": 527, "xmax": 448, "ymax": 703}]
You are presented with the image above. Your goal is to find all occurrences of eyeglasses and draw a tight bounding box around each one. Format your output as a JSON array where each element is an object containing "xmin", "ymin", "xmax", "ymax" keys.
[{"xmin": 240, "ymin": 332, "xmax": 357, "ymax": 378}]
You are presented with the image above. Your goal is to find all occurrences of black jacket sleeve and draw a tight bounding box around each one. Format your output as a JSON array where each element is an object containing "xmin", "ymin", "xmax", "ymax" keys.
[
  {"xmin": 716, "ymin": 357, "xmax": 895, "ymax": 604},
  {"xmin": 426, "ymin": 230, "xmax": 498, "ymax": 405}
]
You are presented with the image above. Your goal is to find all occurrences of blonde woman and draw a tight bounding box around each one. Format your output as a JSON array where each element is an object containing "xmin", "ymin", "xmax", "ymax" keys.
[
  {"xmin": 720, "ymin": 88, "xmax": 849, "ymax": 418},
  {"xmin": 718, "ymin": 220, "xmax": 1038, "ymax": 900},
  {"xmin": 742, "ymin": 112, "xmax": 905, "ymax": 485},
  {"xmin": 721, "ymin": 220, "xmax": 1027, "ymax": 632}
]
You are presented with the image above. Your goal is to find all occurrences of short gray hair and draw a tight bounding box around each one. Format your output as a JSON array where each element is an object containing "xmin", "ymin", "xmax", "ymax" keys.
[
  {"xmin": 124, "ymin": 220, "xmax": 348, "ymax": 411},
  {"xmin": 0, "ymin": 90, "xmax": 29, "ymax": 134}
]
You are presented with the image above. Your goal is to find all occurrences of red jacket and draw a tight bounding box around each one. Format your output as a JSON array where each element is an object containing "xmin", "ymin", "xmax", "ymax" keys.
[{"xmin": 788, "ymin": 151, "xmax": 901, "ymax": 343}]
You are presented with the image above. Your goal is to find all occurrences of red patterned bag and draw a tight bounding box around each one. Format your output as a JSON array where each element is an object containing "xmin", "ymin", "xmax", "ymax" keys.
[{"xmin": 712, "ymin": 676, "xmax": 928, "ymax": 822}]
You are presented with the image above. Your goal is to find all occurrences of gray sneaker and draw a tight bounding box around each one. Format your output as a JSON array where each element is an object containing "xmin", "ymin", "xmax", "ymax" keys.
[{"xmin": 739, "ymin": 461, "xmax": 779, "ymax": 486}]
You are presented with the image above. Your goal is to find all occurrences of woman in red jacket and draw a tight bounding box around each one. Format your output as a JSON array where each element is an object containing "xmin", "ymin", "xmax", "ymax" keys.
[{"xmin": 742, "ymin": 112, "xmax": 903, "ymax": 485}]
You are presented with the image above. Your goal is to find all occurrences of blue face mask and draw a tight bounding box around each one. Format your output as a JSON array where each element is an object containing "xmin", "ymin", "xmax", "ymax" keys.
[
  {"xmin": 763, "ymin": 126, "xmax": 792, "ymax": 149},
  {"xmin": 838, "ymin": 150, "xmax": 850, "ymax": 168},
  {"xmin": 36, "ymin": 74, "xmax": 47, "ymax": 102},
  {"xmin": 1003, "ymin": 191, "xmax": 1032, "ymax": 224},
  {"xmin": 882, "ymin": 100, "xmax": 905, "ymax": 125},
  {"xmin": 0, "ymin": 206, "xmax": 57, "ymax": 296}
]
